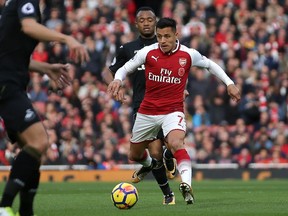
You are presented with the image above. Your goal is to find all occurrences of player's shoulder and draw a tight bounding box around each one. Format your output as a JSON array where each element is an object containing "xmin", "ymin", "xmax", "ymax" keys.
[
  {"xmin": 179, "ymin": 43, "xmax": 195, "ymax": 53},
  {"xmin": 123, "ymin": 39, "xmax": 158, "ymax": 50},
  {"xmin": 179, "ymin": 44, "xmax": 201, "ymax": 57},
  {"xmin": 122, "ymin": 38, "xmax": 142, "ymax": 50},
  {"xmin": 144, "ymin": 42, "xmax": 158, "ymax": 50},
  {"xmin": 137, "ymin": 43, "xmax": 158, "ymax": 58}
]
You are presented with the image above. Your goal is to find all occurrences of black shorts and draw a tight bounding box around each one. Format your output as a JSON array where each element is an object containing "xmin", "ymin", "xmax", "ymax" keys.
[{"xmin": 0, "ymin": 88, "xmax": 41, "ymax": 143}]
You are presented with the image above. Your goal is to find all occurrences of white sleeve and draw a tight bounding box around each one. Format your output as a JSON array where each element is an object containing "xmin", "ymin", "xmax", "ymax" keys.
[
  {"xmin": 190, "ymin": 49, "xmax": 234, "ymax": 86},
  {"xmin": 114, "ymin": 47, "xmax": 148, "ymax": 81}
]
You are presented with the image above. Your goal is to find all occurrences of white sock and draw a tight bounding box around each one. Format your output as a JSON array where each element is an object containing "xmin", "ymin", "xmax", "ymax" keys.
[{"xmin": 177, "ymin": 160, "xmax": 192, "ymax": 187}]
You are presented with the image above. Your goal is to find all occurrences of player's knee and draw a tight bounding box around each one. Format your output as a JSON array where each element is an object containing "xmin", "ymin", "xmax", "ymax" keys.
[
  {"xmin": 129, "ymin": 155, "xmax": 142, "ymax": 162},
  {"xmin": 167, "ymin": 139, "xmax": 184, "ymax": 153},
  {"xmin": 128, "ymin": 152, "xmax": 139, "ymax": 162},
  {"xmin": 41, "ymin": 139, "xmax": 50, "ymax": 154},
  {"xmin": 149, "ymin": 151, "xmax": 162, "ymax": 160},
  {"xmin": 28, "ymin": 136, "xmax": 49, "ymax": 155},
  {"xmin": 129, "ymin": 151, "xmax": 149, "ymax": 162}
]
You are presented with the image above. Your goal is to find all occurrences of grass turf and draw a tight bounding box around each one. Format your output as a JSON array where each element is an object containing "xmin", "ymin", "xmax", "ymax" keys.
[{"xmin": 1, "ymin": 179, "xmax": 287, "ymax": 216}]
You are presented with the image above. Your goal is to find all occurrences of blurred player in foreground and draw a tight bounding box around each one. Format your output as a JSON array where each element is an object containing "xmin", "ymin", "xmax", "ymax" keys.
[{"xmin": 0, "ymin": 0, "xmax": 89, "ymax": 215}]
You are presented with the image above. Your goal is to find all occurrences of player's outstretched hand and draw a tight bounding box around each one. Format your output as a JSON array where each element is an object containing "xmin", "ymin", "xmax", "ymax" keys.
[
  {"xmin": 114, "ymin": 88, "xmax": 127, "ymax": 103},
  {"xmin": 227, "ymin": 84, "xmax": 241, "ymax": 103},
  {"xmin": 107, "ymin": 79, "xmax": 122, "ymax": 98},
  {"xmin": 66, "ymin": 36, "xmax": 90, "ymax": 64},
  {"xmin": 47, "ymin": 63, "xmax": 72, "ymax": 89}
]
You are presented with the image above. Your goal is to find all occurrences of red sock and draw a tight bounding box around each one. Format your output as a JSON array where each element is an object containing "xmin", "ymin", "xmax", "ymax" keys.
[{"xmin": 173, "ymin": 149, "xmax": 190, "ymax": 165}]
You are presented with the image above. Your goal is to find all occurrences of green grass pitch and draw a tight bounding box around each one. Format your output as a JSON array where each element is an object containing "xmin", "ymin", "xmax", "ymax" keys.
[{"xmin": 1, "ymin": 180, "xmax": 287, "ymax": 216}]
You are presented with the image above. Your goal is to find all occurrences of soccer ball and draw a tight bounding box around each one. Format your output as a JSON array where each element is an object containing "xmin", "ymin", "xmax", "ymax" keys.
[{"xmin": 111, "ymin": 182, "xmax": 139, "ymax": 209}]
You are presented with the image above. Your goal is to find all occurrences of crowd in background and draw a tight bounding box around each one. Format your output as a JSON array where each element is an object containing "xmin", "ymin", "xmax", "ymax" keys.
[{"xmin": 0, "ymin": 0, "xmax": 287, "ymax": 169}]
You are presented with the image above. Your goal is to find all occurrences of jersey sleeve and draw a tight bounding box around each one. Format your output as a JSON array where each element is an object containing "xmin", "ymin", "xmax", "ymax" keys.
[
  {"xmin": 17, "ymin": 0, "xmax": 39, "ymax": 20},
  {"xmin": 190, "ymin": 49, "xmax": 234, "ymax": 86},
  {"xmin": 189, "ymin": 49, "xmax": 210, "ymax": 68},
  {"xmin": 114, "ymin": 46, "xmax": 149, "ymax": 81},
  {"xmin": 109, "ymin": 45, "xmax": 129, "ymax": 75}
]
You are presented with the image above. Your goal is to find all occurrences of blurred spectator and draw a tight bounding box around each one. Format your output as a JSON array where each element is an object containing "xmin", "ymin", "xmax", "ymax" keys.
[
  {"xmin": 45, "ymin": 8, "xmax": 64, "ymax": 30},
  {"xmin": 192, "ymin": 105, "xmax": 211, "ymax": 129},
  {"xmin": 187, "ymin": 68, "xmax": 212, "ymax": 104},
  {"xmin": 254, "ymin": 148, "xmax": 271, "ymax": 163},
  {"xmin": 209, "ymin": 84, "xmax": 230, "ymax": 125},
  {"xmin": 59, "ymin": 128, "xmax": 80, "ymax": 163},
  {"xmin": 81, "ymin": 37, "xmax": 103, "ymax": 80},
  {"xmin": 239, "ymin": 86, "xmax": 261, "ymax": 125},
  {"xmin": 29, "ymin": 82, "xmax": 48, "ymax": 103},
  {"xmin": 48, "ymin": 43, "xmax": 67, "ymax": 64},
  {"xmin": 217, "ymin": 142, "xmax": 234, "ymax": 164},
  {"xmin": 32, "ymin": 42, "xmax": 49, "ymax": 62},
  {"xmin": 252, "ymin": 127, "xmax": 274, "ymax": 153},
  {"xmin": 236, "ymin": 148, "xmax": 252, "ymax": 168},
  {"xmin": 41, "ymin": 0, "xmax": 66, "ymax": 27}
]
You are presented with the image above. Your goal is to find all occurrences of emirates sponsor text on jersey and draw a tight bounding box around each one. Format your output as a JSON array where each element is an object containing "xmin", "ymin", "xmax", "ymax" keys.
[{"xmin": 148, "ymin": 68, "xmax": 181, "ymax": 84}]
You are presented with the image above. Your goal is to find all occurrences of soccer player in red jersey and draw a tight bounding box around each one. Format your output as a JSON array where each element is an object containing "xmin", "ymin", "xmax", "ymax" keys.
[
  {"xmin": 103, "ymin": 7, "xmax": 176, "ymax": 205},
  {"xmin": 108, "ymin": 17, "xmax": 241, "ymax": 204}
]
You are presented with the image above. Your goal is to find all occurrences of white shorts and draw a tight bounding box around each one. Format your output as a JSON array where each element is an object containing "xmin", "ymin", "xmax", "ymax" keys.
[{"xmin": 131, "ymin": 111, "xmax": 186, "ymax": 143}]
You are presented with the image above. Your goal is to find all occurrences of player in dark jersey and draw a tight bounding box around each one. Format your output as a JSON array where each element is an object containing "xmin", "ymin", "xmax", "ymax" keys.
[
  {"xmin": 102, "ymin": 7, "xmax": 176, "ymax": 205},
  {"xmin": 0, "ymin": 0, "xmax": 89, "ymax": 215},
  {"xmin": 108, "ymin": 17, "xmax": 241, "ymax": 204}
]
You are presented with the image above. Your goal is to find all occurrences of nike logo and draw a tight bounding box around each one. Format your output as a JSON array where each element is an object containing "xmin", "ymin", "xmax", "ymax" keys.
[{"xmin": 151, "ymin": 55, "xmax": 159, "ymax": 62}]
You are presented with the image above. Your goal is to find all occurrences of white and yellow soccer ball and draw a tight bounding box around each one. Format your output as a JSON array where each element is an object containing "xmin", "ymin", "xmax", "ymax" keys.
[{"xmin": 111, "ymin": 182, "xmax": 139, "ymax": 209}]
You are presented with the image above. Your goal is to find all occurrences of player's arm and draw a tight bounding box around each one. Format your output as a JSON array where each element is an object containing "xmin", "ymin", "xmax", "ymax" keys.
[
  {"xmin": 102, "ymin": 45, "xmax": 130, "ymax": 101},
  {"xmin": 114, "ymin": 46, "xmax": 149, "ymax": 81},
  {"xmin": 20, "ymin": 18, "xmax": 89, "ymax": 64},
  {"xmin": 107, "ymin": 47, "xmax": 148, "ymax": 98},
  {"xmin": 102, "ymin": 67, "xmax": 114, "ymax": 86},
  {"xmin": 29, "ymin": 60, "xmax": 72, "ymax": 89},
  {"xmin": 102, "ymin": 66, "xmax": 126, "ymax": 102},
  {"xmin": 191, "ymin": 49, "xmax": 241, "ymax": 102}
]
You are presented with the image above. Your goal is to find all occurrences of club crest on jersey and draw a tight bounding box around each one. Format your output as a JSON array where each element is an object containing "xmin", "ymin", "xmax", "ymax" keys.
[
  {"xmin": 24, "ymin": 109, "xmax": 36, "ymax": 122},
  {"xmin": 179, "ymin": 58, "xmax": 187, "ymax": 67},
  {"xmin": 178, "ymin": 68, "xmax": 185, "ymax": 77}
]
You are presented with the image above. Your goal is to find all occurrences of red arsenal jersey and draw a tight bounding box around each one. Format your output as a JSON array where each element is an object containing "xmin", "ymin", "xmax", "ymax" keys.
[
  {"xmin": 140, "ymin": 43, "xmax": 191, "ymax": 115},
  {"xmin": 115, "ymin": 41, "xmax": 233, "ymax": 115}
]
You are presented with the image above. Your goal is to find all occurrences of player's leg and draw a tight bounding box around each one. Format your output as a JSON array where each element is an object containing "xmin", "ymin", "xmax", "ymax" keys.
[
  {"xmin": 130, "ymin": 140, "xmax": 157, "ymax": 182},
  {"xmin": 2, "ymin": 122, "xmax": 48, "ymax": 216},
  {"xmin": 163, "ymin": 145, "xmax": 177, "ymax": 179},
  {"xmin": 130, "ymin": 113, "xmax": 159, "ymax": 182},
  {"xmin": 17, "ymin": 122, "xmax": 48, "ymax": 216},
  {"xmin": 148, "ymin": 140, "xmax": 175, "ymax": 205},
  {"xmin": 163, "ymin": 112, "xmax": 194, "ymax": 204},
  {"xmin": 166, "ymin": 130, "xmax": 194, "ymax": 204},
  {"xmin": 0, "ymin": 91, "xmax": 49, "ymax": 215}
]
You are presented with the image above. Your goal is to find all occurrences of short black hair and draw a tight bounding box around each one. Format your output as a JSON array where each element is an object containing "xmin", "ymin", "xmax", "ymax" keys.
[
  {"xmin": 136, "ymin": 6, "xmax": 156, "ymax": 17},
  {"xmin": 156, "ymin": 17, "xmax": 176, "ymax": 32}
]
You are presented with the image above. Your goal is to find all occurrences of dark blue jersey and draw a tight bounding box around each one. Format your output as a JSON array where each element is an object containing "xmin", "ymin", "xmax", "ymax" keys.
[
  {"xmin": 0, "ymin": 0, "xmax": 41, "ymax": 90},
  {"xmin": 109, "ymin": 36, "xmax": 157, "ymax": 111}
]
